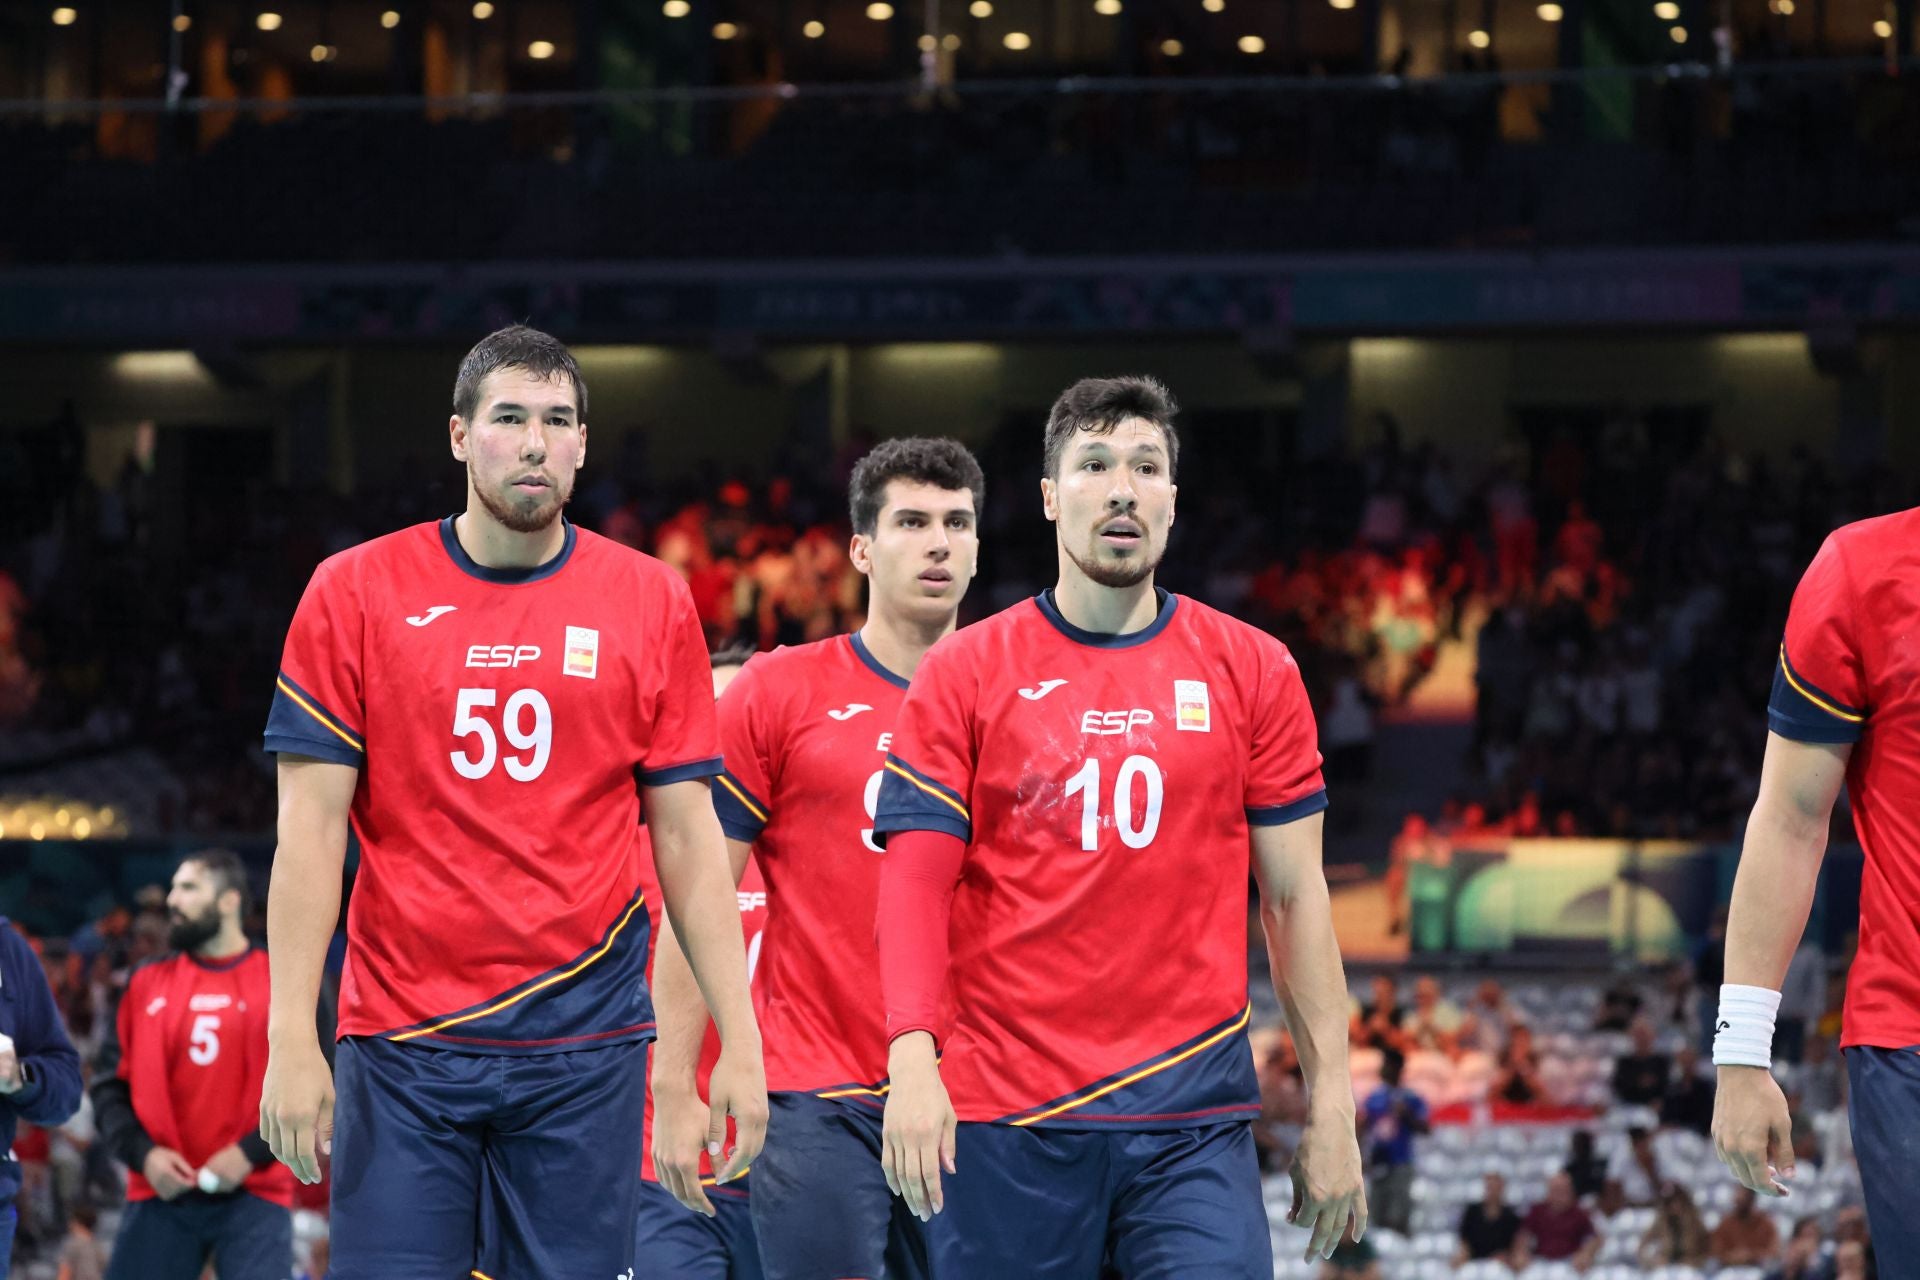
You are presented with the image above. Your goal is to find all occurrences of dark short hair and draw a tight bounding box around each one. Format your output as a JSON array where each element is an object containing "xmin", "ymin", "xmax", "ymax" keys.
[
  {"xmin": 1042, "ymin": 376, "xmax": 1180, "ymax": 480},
  {"xmin": 709, "ymin": 642, "xmax": 757, "ymax": 671},
  {"xmin": 183, "ymin": 848, "xmax": 251, "ymax": 916},
  {"xmin": 452, "ymin": 325, "xmax": 588, "ymax": 423},
  {"xmin": 848, "ymin": 437, "xmax": 986, "ymax": 536}
]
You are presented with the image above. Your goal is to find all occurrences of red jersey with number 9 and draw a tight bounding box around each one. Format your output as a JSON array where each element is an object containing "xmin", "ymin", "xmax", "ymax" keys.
[
  {"xmin": 264, "ymin": 517, "xmax": 721, "ymax": 1053},
  {"xmin": 874, "ymin": 591, "xmax": 1327, "ymax": 1129}
]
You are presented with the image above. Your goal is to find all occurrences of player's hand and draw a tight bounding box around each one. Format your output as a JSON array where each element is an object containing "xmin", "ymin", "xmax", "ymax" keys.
[
  {"xmin": 705, "ymin": 1038, "xmax": 769, "ymax": 1188},
  {"xmin": 143, "ymin": 1146, "xmax": 198, "ymax": 1201},
  {"xmin": 203, "ymin": 1143, "xmax": 254, "ymax": 1192},
  {"xmin": 260, "ymin": 1035, "xmax": 335, "ymax": 1186},
  {"xmin": 1288, "ymin": 1107, "xmax": 1367, "ymax": 1262},
  {"xmin": 652, "ymin": 1076, "xmax": 718, "ymax": 1217},
  {"xmin": 882, "ymin": 1033, "xmax": 956, "ymax": 1223},
  {"xmin": 1713, "ymin": 1064, "xmax": 1795, "ymax": 1197}
]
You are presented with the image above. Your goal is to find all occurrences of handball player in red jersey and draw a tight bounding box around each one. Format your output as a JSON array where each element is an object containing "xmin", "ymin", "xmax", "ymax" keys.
[
  {"xmin": 872, "ymin": 377, "xmax": 1366, "ymax": 1278},
  {"xmin": 651, "ymin": 438, "xmax": 985, "ymax": 1280},
  {"xmin": 257, "ymin": 326, "xmax": 766, "ymax": 1279},
  {"xmin": 1715, "ymin": 509, "xmax": 1920, "ymax": 1263}
]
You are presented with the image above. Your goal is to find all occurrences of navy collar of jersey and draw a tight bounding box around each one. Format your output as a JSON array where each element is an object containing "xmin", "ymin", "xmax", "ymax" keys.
[
  {"xmin": 184, "ymin": 945, "xmax": 254, "ymax": 972},
  {"xmin": 1036, "ymin": 587, "xmax": 1177, "ymax": 649},
  {"xmin": 439, "ymin": 514, "xmax": 577, "ymax": 584},
  {"xmin": 849, "ymin": 631, "xmax": 912, "ymax": 690}
]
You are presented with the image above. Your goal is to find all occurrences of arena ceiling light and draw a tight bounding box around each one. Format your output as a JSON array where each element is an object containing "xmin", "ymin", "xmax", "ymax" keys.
[
  {"xmin": 1237, "ymin": 32, "xmax": 1266, "ymax": 49},
  {"xmin": 1874, "ymin": 17, "xmax": 1892, "ymax": 34},
  {"xmin": 867, "ymin": 1, "xmax": 894, "ymax": 18},
  {"xmin": 1160, "ymin": 37, "xmax": 1184, "ymax": 53},
  {"xmin": 1468, "ymin": 27, "xmax": 1491, "ymax": 44},
  {"xmin": 714, "ymin": 20, "xmax": 739, "ymax": 38},
  {"xmin": 1668, "ymin": 23, "xmax": 1686, "ymax": 38},
  {"xmin": 663, "ymin": 0, "xmax": 691, "ymax": 15},
  {"xmin": 804, "ymin": 18, "xmax": 825, "ymax": 35},
  {"xmin": 1095, "ymin": 0, "xmax": 1123, "ymax": 13},
  {"xmin": 381, "ymin": 10, "xmax": 401, "ymax": 27},
  {"xmin": 1653, "ymin": 2, "xmax": 1680, "ymax": 17},
  {"xmin": 1203, "ymin": 0, "xmax": 1225, "ymax": 11},
  {"xmin": 969, "ymin": 0, "xmax": 993, "ymax": 13},
  {"xmin": 527, "ymin": 38, "xmax": 556, "ymax": 57},
  {"xmin": 1002, "ymin": 28, "xmax": 1031, "ymax": 46},
  {"xmin": 173, "ymin": 13, "xmax": 192, "ymax": 30},
  {"xmin": 1536, "ymin": 3, "xmax": 1563, "ymax": 20},
  {"xmin": 256, "ymin": 11, "xmax": 282, "ymax": 30},
  {"xmin": 52, "ymin": 6, "xmax": 77, "ymax": 24},
  {"xmin": 942, "ymin": 31, "xmax": 960, "ymax": 46},
  {"xmin": 310, "ymin": 42, "xmax": 337, "ymax": 60}
]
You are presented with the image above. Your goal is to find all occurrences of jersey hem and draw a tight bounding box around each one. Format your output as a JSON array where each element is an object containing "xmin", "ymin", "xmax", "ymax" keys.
[{"xmin": 1248, "ymin": 788, "xmax": 1331, "ymax": 826}]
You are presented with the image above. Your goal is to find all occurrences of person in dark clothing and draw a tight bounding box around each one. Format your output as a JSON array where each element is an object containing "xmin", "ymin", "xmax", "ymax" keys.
[
  {"xmin": 0, "ymin": 920, "xmax": 84, "ymax": 1279},
  {"xmin": 1659, "ymin": 1045, "xmax": 1716, "ymax": 1136},
  {"xmin": 1612, "ymin": 1018, "xmax": 1671, "ymax": 1106},
  {"xmin": 1455, "ymin": 1172, "xmax": 1523, "ymax": 1266},
  {"xmin": 1565, "ymin": 1130, "xmax": 1609, "ymax": 1199}
]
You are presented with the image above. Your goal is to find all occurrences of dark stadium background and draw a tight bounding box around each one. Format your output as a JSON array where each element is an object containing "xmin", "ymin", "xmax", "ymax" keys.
[{"xmin": 1, "ymin": 0, "xmax": 1908, "ymax": 1274}]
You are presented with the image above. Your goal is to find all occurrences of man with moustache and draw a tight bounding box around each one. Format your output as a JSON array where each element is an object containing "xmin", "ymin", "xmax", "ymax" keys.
[
  {"xmin": 873, "ymin": 377, "xmax": 1366, "ymax": 1277},
  {"xmin": 258, "ymin": 326, "xmax": 764, "ymax": 1279},
  {"xmin": 93, "ymin": 850, "xmax": 291, "ymax": 1280}
]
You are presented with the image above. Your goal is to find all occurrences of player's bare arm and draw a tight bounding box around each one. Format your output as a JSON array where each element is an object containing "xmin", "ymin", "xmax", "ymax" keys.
[
  {"xmin": 1714, "ymin": 732, "xmax": 1850, "ymax": 1198},
  {"xmin": 260, "ymin": 755, "xmax": 355, "ymax": 1186},
  {"xmin": 1252, "ymin": 813, "xmax": 1368, "ymax": 1263},
  {"xmin": 647, "ymin": 779, "xmax": 768, "ymax": 1184},
  {"xmin": 650, "ymin": 834, "xmax": 753, "ymax": 1215}
]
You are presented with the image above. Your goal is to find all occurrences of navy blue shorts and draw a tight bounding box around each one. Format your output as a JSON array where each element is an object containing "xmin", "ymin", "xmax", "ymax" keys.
[
  {"xmin": 750, "ymin": 1091, "xmax": 929, "ymax": 1280},
  {"xmin": 928, "ymin": 1121, "xmax": 1270, "ymax": 1280},
  {"xmin": 1846, "ymin": 1045, "xmax": 1920, "ymax": 1269},
  {"xmin": 634, "ymin": 1177, "xmax": 764, "ymax": 1280},
  {"xmin": 103, "ymin": 1193, "xmax": 292, "ymax": 1280},
  {"xmin": 330, "ymin": 1034, "xmax": 648, "ymax": 1280}
]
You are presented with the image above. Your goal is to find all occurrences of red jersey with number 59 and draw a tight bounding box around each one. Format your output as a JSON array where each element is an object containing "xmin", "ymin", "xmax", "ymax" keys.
[
  {"xmin": 712, "ymin": 634, "xmax": 922, "ymax": 1103},
  {"xmin": 874, "ymin": 591, "xmax": 1327, "ymax": 1129},
  {"xmin": 263, "ymin": 518, "xmax": 721, "ymax": 1053},
  {"xmin": 1767, "ymin": 507, "xmax": 1920, "ymax": 1050}
]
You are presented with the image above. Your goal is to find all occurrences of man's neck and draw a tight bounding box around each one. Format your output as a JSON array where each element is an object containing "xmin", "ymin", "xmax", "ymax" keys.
[
  {"xmin": 196, "ymin": 928, "xmax": 249, "ymax": 962},
  {"xmin": 456, "ymin": 505, "xmax": 566, "ymax": 570},
  {"xmin": 859, "ymin": 606, "xmax": 954, "ymax": 681},
  {"xmin": 1051, "ymin": 563, "xmax": 1158, "ymax": 635}
]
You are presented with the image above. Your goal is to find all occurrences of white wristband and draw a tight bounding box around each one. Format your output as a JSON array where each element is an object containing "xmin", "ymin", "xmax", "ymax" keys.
[{"xmin": 1713, "ymin": 984, "xmax": 1781, "ymax": 1068}]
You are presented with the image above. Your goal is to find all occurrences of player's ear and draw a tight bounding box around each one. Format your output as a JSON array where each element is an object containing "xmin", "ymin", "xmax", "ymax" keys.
[
  {"xmin": 1168, "ymin": 482, "xmax": 1177, "ymax": 527},
  {"xmin": 449, "ymin": 415, "xmax": 469, "ymax": 462},
  {"xmin": 575, "ymin": 421, "xmax": 587, "ymax": 470},
  {"xmin": 1040, "ymin": 476, "xmax": 1058, "ymax": 522},
  {"xmin": 848, "ymin": 531, "xmax": 873, "ymax": 575}
]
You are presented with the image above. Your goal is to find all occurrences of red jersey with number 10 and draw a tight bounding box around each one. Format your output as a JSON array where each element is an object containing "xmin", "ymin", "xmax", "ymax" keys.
[
  {"xmin": 264, "ymin": 518, "xmax": 721, "ymax": 1053},
  {"xmin": 874, "ymin": 591, "xmax": 1327, "ymax": 1129},
  {"xmin": 1767, "ymin": 508, "xmax": 1920, "ymax": 1051}
]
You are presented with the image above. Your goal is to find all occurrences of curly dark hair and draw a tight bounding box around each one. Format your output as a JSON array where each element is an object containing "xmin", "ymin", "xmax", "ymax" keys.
[
  {"xmin": 848, "ymin": 437, "xmax": 986, "ymax": 536},
  {"xmin": 452, "ymin": 324, "xmax": 588, "ymax": 422},
  {"xmin": 1041, "ymin": 375, "xmax": 1180, "ymax": 480}
]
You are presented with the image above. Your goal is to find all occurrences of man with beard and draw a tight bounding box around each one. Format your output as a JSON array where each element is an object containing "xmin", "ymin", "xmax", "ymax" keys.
[
  {"xmin": 257, "ymin": 325, "xmax": 764, "ymax": 1279},
  {"xmin": 871, "ymin": 377, "xmax": 1366, "ymax": 1277},
  {"xmin": 93, "ymin": 850, "xmax": 291, "ymax": 1280}
]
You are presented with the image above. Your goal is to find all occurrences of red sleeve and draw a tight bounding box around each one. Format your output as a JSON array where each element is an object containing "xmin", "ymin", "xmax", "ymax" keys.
[
  {"xmin": 872, "ymin": 641, "xmax": 975, "ymax": 844},
  {"xmin": 876, "ymin": 829, "xmax": 965, "ymax": 1046},
  {"xmin": 638, "ymin": 575, "xmax": 723, "ymax": 785},
  {"xmin": 264, "ymin": 558, "xmax": 366, "ymax": 767},
  {"xmin": 1245, "ymin": 636, "xmax": 1329, "ymax": 825},
  {"xmin": 713, "ymin": 658, "xmax": 778, "ymax": 843},
  {"xmin": 1770, "ymin": 533, "xmax": 1868, "ymax": 743}
]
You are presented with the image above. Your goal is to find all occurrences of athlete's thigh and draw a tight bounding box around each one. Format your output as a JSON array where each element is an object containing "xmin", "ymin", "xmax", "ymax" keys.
[
  {"xmin": 206, "ymin": 1193, "xmax": 294, "ymax": 1280},
  {"xmin": 926, "ymin": 1123, "xmax": 1108, "ymax": 1280},
  {"xmin": 714, "ymin": 1190, "xmax": 768, "ymax": 1280},
  {"xmin": 104, "ymin": 1199, "xmax": 208, "ymax": 1280},
  {"xmin": 750, "ymin": 1092, "xmax": 905, "ymax": 1280},
  {"xmin": 479, "ymin": 1040, "xmax": 649, "ymax": 1278},
  {"xmin": 328, "ymin": 1036, "xmax": 491, "ymax": 1280},
  {"xmin": 1846, "ymin": 1045, "xmax": 1920, "ymax": 1260},
  {"xmin": 635, "ymin": 1177, "xmax": 735, "ymax": 1280},
  {"xmin": 1106, "ymin": 1124, "xmax": 1271, "ymax": 1280}
]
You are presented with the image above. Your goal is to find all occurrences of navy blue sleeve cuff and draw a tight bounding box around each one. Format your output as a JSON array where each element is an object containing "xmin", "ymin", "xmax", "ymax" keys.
[
  {"xmin": 713, "ymin": 771, "xmax": 770, "ymax": 843},
  {"xmin": 639, "ymin": 756, "xmax": 725, "ymax": 787},
  {"xmin": 872, "ymin": 812, "xmax": 973, "ymax": 847},
  {"xmin": 1247, "ymin": 788, "xmax": 1331, "ymax": 826},
  {"xmin": 263, "ymin": 735, "xmax": 365, "ymax": 767}
]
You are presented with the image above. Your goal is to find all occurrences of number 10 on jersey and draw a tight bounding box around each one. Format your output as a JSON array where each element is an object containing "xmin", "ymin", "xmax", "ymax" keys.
[{"xmin": 1063, "ymin": 755, "xmax": 1164, "ymax": 850}]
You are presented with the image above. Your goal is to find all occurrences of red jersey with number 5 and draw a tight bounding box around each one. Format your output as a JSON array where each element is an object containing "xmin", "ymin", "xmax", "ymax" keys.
[
  {"xmin": 264, "ymin": 518, "xmax": 721, "ymax": 1053},
  {"xmin": 106, "ymin": 950, "xmax": 293, "ymax": 1206},
  {"xmin": 874, "ymin": 591, "xmax": 1327, "ymax": 1129},
  {"xmin": 1767, "ymin": 508, "xmax": 1920, "ymax": 1050},
  {"xmin": 712, "ymin": 634, "xmax": 924, "ymax": 1103}
]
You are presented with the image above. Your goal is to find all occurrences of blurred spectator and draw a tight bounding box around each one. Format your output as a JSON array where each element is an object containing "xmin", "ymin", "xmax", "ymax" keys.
[
  {"xmin": 1594, "ymin": 981, "xmax": 1644, "ymax": 1032},
  {"xmin": 1492, "ymin": 1023, "xmax": 1545, "ymax": 1105},
  {"xmin": 1350, "ymin": 975, "xmax": 1411, "ymax": 1057},
  {"xmin": 1637, "ymin": 1181, "xmax": 1712, "ymax": 1267},
  {"xmin": 1251, "ymin": 1025, "xmax": 1305, "ymax": 1172},
  {"xmin": 1611, "ymin": 1127, "xmax": 1664, "ymax": 1206},
  {"xmin": 1454, "ymin": 1172, "xmax": 1522, "ymax": 1267},
  {"xmin": 1564, "ymin": 1130, "xmax": 1608, "ymax": 1199},
  {"xmin": 1833, "ymin": 1239, "xmax": 1869, "ymax": 1280},
  {"xmin": 1458, "ymin": 979, "xmax": 1516, "ymax": 1056},
  {"xmin": 1612, "ymin": 1018, "xmax": 1671, "ymax": 1106},
  {"xmin": 0, "ymin": 921, "xmax": 84, "ymax": 1274},
  {"xmin": 53, "ymin": 1203, "xmax": 106, "ymax": 1280},
  {"xmin": 1318, "ymin": 1221, "xmax": 1380, "ymax": 1280},
  {"xmin": 1712, "ymin": 1185, "xmax": 1783, "ymax": 1268},
  {"xmin": 1360, "ymin": 1053, "xmax": 1429, "ymax": 1235},
  {"xmin": 1777, "ymin": 940, "xmax": 1827, "ymax": 1065},
  {"xmin": 1659, "ymin": 1045, "xmax": 1716, "ymax": 1136},
  {"xmin": 1520, "ymin": 1172, "xmax": 1601, "ymax": 1270},
  {"xmin": 1795, "ymin": 1034, "xmax": 1846, "ymax": 1115},
  {"xmin": 1764, "ymin": 1217, "xmax": 1831, "ymax": 1280},
  {"xmin": 1404, "ymin": 977, "xmax": 1463, "ymax": 1057}
]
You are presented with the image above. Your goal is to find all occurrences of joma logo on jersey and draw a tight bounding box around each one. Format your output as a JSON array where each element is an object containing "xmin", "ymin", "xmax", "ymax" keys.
[
  {"xmin": 466, "ymin": 644, "xmax": 541, "ymax": 668},
  {"xmin": 1081, "ymin": 709, "xmax": 1154, "ymax": 735}
]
